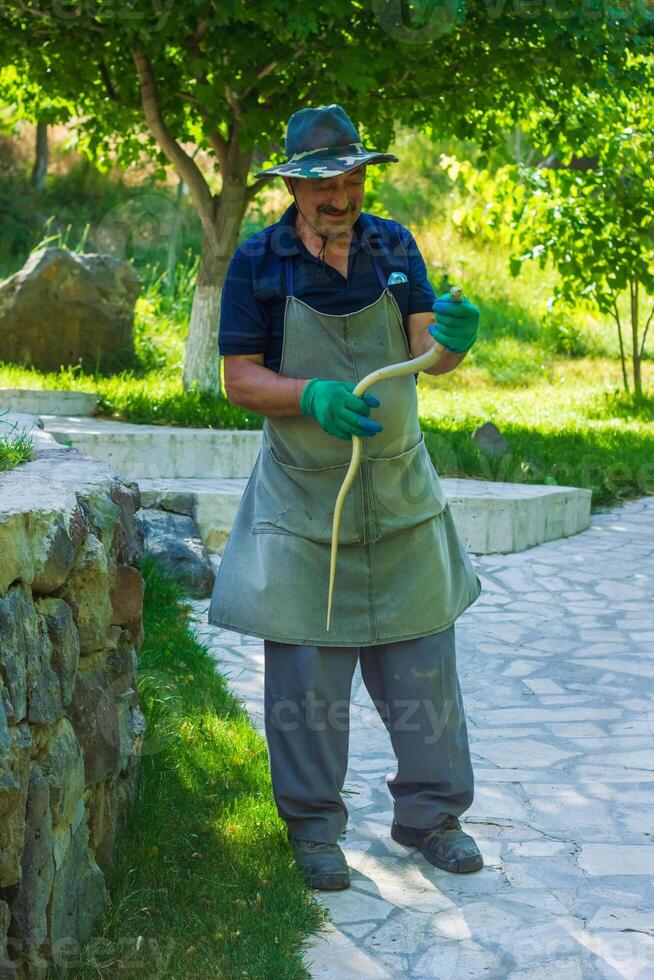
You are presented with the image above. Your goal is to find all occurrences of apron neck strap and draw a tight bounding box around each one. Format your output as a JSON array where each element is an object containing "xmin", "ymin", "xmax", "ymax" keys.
[
  {"xmin": 284, "ymin": 250, "xmax": 387, "ymax": 297},
  {"xmin": 284, "ymin": 255, "xmax": 294, "ymax": 297}
]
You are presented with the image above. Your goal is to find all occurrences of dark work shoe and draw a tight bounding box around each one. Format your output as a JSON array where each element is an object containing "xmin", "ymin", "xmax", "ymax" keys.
[
  {"xmin": 289, "ymin": 838, "xmax": 350, "ymax": 890},
  {"xmin": 391, "ymin": 814, "xmax": 483, "ymax": 873}
]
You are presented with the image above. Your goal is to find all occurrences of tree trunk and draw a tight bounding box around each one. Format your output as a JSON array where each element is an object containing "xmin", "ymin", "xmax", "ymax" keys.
[
  {"xmin": 182, "ymin": 172, "xmax": 251, "ymax": 395},
  {"xmin": 613, "ymin": 299, "xmax": 629, "ymax": 393},
  {"xmin": 630, "ymin": 279, "xmax": 642, "ymax": 399},
  {"xmin": 30, "ymin": 121, "xmax": 48, "ymax": 190}
]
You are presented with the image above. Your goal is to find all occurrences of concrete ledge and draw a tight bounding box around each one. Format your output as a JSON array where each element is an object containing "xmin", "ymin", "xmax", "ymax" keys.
[
  {"xmin": 137, "ymin": 475, "xmax": 592, "ymax": 556},
  {"xmin": 41, "ymin": 416, "xmax": 263, "ymax": 479},
  {"xmin": 0, "ymin": 388, "xmax": 98, "ymax": 416},
  {"xmin": 38, "ymin": 419, "xmax": 592, "ymax": 553}
]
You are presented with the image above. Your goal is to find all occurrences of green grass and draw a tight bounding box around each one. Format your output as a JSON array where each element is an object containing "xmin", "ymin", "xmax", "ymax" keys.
[
  {"xmin": 54, "ymin": 555, "xmax": 327, "ymax": 980},
  {"xmin": 0, "ymin": 409, "xmax": 36, "ymax": 471},
  {"xmin": 419, "ymin": 368, "xmax": 654, "ymax": 509}
]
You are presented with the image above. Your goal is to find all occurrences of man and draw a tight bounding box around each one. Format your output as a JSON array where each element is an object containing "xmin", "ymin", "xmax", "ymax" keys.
[{"xmin": 209, "ymin": 104, "xmax": 483, "ymax": 891}]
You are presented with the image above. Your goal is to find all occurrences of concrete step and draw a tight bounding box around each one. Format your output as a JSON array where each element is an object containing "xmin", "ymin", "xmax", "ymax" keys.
[
  {"xmin": 137, "ymin": 475, "xmax": 592, "ymax": 556},
  {"xmin": 41, "ymin": 416, "xmax": 262, "ymax": 479},
  {"xmin": 1, "ymin": 388, "xmax": 98, "ymax": 416},
  {"xmin": 39, "ymin": 416, "xmax": 592, "ymax": 553}
]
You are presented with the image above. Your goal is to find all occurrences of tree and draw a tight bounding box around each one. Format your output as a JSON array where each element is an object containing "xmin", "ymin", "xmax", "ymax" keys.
[
  {"xmin": 439, "ymin": 53, "xmax": 654, "ymax": 397},
  {"xmin": 0, "ymin": 0, "xmax": 650, "ymax": 393},
  {"xmin": 510, "ymin": 57, "xmax": 654, "ymax": 397}
]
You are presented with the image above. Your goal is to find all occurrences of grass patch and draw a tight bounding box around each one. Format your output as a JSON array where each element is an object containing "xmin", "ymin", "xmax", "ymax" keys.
[
  {"xmin": 0, "ymin": 410, "xmax": 36, "ymax": 471},
  {"xmin": 0, "ymin": 361, "xmax": 262, "ymax": 430},
  {"xmin": 418, "ymin": 357, "xmax": 654, "ymax": 508},
  {"xmin": 54, "ymin": 555, "xmax": 327, "ymax": 980}
]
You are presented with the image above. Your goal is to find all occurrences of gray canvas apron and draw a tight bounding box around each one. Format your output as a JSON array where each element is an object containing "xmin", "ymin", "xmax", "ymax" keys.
[{"xmin": 208, "ymin": 252, "xmax": 481, "ymax": 646}]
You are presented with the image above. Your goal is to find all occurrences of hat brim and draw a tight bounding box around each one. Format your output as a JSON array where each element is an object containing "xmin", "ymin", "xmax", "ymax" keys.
[{"xmin": 253, "ymin": 151, "xmax": 398, "ymax": 180}]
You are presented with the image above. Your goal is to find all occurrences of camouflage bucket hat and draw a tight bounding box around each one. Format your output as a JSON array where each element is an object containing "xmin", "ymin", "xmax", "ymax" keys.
[{"xmin": 254, "ymin": 104, "xmax": 399, "ymax": 179}]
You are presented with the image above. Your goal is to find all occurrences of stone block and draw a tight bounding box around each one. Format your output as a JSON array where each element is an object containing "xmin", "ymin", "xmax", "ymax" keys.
[
  {"xmin": 109, "ymin": 565, "xmax": 144, "ymax": 632},
  {"xmin": 136, "ymin": 509, "xmax": 214, "ymax": 597},
  {"xmin": 0, "ymin": 900, "xmax": 18, "ymax": 979},
  {"xmin": 39, "ymin": 719, "xmax": 85, "ymax": 830},
  {"xmin": 33, "ymin": 598, "xmax": 80, "ymax": 707},
  {"xmin": 10, "ymin": 765, "xmax": 54, "ymax": 959},
  {"xmin": 0, "ymin": 584, "xmax": 62, "ymax": 726},
  {"xmin": 67, "ymin": 503, "xmax": 89, "ymax": 555},
  {"xmin": 30, "ymin": 514, "xmax": 75, "ymax": 595},
  {"xmin": 0, "ymin": 724, "xmax": 32, "ymax": 888},
  {"xmin": 89, "ymin": 755, "xmax": 141, "ymax": 876},
  {"xmin": 80, "ymin": 491, "xmax": 121, "ymax": 554},
  {"xmin": 0, "ymin": 452, "xmax": 84, "ymax": 598},
  {"xmin": 53, "ymin": 534, "xmax": 113, "ymax": 655},
  {"xmin": 47, "ymin": 819, "xmax": 108, "ymax": 967},
  {"xmin": 0, "ymin": 512, "xmax": 34, "ymax": 598},
  {"xmin": 108, "ymin": 482, "xmax": 143, "ymax": 565},
  {"xmin": 66, "ymin": 635, "xmax": 139, "ymax": 786}
]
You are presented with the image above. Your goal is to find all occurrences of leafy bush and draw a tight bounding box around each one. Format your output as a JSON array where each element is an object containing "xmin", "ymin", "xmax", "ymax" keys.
[{"xmin": 541, "ymin": 312, "xmax": 592, "ymax": 358}]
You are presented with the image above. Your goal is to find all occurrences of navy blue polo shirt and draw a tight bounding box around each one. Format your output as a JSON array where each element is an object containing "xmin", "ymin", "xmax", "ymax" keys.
[{"xmin": 218, "ymin": 202, "xmax": 436, "ymax": 373}]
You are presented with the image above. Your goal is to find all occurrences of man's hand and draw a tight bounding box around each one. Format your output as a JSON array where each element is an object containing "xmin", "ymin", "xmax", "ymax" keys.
[
  {"xmin": 300, "ymin": 378, "xmax": 383, "ymax": 440},
  {"xmin": 428, "ymin": 293, "xmax": 480, "ymax": 354}
]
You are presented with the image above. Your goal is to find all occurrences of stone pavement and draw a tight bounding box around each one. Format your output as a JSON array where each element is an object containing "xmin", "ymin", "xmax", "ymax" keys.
[{"xmin": 188, "ymin": 496, "xmax": 654, "ymax": 979}]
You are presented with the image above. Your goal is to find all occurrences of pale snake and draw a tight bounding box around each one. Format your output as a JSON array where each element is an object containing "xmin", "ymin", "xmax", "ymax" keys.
[{"xmin": 325, "ymin": 286, "xmax": 463, "ymax": 630}]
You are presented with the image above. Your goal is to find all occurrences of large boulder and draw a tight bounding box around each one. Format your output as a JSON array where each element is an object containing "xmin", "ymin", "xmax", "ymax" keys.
[{"xmin": 0, "ymin": 247, "xmax": 140, "ymax": 374}]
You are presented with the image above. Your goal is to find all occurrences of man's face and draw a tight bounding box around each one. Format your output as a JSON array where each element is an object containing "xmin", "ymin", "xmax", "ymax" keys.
[{"xmin": 284, "ymin": 165, "xmax": 366, "ymax": 237}]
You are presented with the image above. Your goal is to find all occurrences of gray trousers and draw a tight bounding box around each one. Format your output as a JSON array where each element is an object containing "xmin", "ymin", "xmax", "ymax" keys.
[{"xmin": 263, "ymin": 625, "xmax": 474, "ymax": 844}]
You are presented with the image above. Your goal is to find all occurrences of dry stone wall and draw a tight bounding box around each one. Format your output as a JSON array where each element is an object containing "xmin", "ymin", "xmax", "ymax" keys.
[{"xmin": 0, "ymin": 413, "xmax": 146, "ymax": 979}]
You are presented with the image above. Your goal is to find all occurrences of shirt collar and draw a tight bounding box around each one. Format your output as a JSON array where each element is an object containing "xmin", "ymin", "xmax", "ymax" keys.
[{"xmin": 276, "ymin": 201, "xmax": 382, "ymax": 257}]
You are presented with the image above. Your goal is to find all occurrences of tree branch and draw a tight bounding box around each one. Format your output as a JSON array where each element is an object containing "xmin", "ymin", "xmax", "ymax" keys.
[
  {"xmin": 240, "ymin": 46, "xmax": 307, "ymax": 102},
  {"xmin": 207, "ymin": 130, "xmax": 229, "ymax": 173},
  {"xmin": 245, "ymin": 176, "xmax": 275, "ymax": 203},
  {"xmin": 174, "ymin": 91, "xmax": 229, "ymax": 172},
  {"xmin": 640, "ymin": 301, "xmax": 654, "ymax": 360},
  {"xmin": 185, "ymin": 18, "xmax": 208, "ymax": 61},
  {"xmin": 132, "ymin": 48, "xmax": 215, "ymax": 233},
  {"xmin": 180, "ymin": 17, "xmax": 231, "ymax": 171},
  {"xmin": 99, "ymin": 59, "xmax": 119, "ymax": 103},
  {"xmin": 238, "ymin": 62, "xmax": 279, "ymax": 103},
  {"xmin": 225, "ymin": 85, "xmax": 243, "ymax": 123}
]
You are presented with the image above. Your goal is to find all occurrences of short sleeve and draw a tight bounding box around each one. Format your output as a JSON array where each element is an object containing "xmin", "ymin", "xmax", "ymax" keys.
[
  {"xmin": 218, "ymin": 248, "xmax": 270, "ymax": 355},
  {"xmin": 402, "ymin": 230, "xmax": 436, "ymax": 315}
]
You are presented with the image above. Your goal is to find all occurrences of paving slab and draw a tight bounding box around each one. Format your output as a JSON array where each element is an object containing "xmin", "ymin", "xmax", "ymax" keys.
[{"xmin": 189, "ymin": 494, "xmax": 654, "ymax": 978}]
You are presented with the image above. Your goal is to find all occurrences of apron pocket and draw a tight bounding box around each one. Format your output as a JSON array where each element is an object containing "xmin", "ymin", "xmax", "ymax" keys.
[
  {"xmin": 369, "ymin": 433, "xmax": 448, "ymax": 540},
  {"xmin": 252, "ymin": 444, "xmax": 365, "ymax": 544}
]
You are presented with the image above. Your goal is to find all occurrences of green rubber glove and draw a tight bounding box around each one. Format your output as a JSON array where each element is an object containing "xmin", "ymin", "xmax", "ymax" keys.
[
  {"xmin": 428, "ymin": 293, "xmax": 480, "ymax": 353},
  {"xmin": 300, "ymin": 378, "xmax": 383, "ymax": 440}
]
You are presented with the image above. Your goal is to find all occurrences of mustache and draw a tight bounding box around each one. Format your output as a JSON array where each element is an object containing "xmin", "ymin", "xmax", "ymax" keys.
[{"xmin": 318, "ymin": 203, "xmax": 356, "ymax": 215}]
